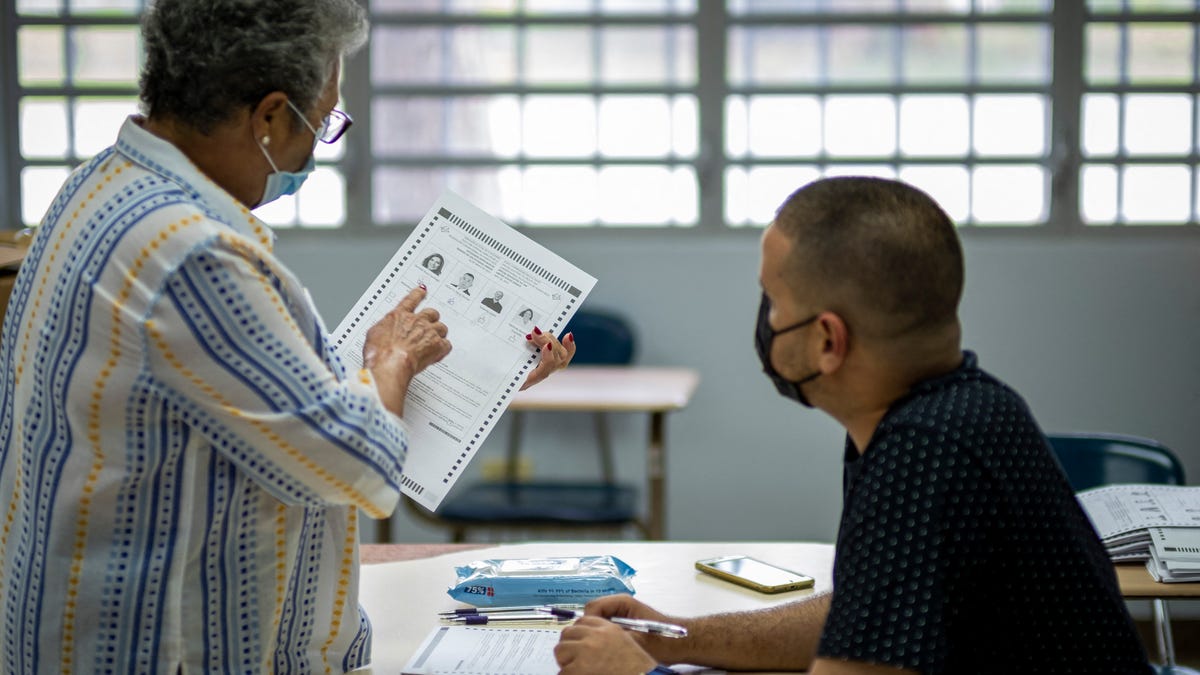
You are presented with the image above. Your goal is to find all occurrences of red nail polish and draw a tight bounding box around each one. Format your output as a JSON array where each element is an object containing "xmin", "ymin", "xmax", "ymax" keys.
[
  {"xmin": 566, "ymin": 332, "xmax": 574, "ymax": 343},
  {"xmin": 418, "ymin": 282, "xmax": 427, "ymax": 290},
  {"xmin": 526, "ymin": 334, "xmax": 532, "ymax": 341},
  {"xmin": 543, "ymin": 342, "xmax": 552, "ymax": 351},
  {"xmin": 533, "ymin": 326, "xmax": 542, "ymax": 335}
]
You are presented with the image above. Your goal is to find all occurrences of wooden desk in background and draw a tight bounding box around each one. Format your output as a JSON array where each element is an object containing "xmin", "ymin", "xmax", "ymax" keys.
[
  {"xmin": 507, "ymin": 366, "xmax": 700, "ymax": 540},
  {"xmin": 356, "ymin": 541, "xmax": 832, "ymax": 675}
]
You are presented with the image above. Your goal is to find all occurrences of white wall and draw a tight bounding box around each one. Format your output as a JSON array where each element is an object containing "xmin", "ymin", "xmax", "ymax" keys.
[{"xmin": 276, "ymin": 230, "xmax": 1200, "ymax": 544}]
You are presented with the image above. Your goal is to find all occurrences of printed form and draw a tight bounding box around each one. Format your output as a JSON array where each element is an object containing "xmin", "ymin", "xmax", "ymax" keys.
[{"xmin": 332, "ymin": 190, "xmax": 596, "ymax": 511}]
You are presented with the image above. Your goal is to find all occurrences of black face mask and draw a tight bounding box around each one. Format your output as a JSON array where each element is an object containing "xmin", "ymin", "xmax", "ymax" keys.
[{"xmin": 754, "ymin": 292, "xmax": 821, "ymax": 408}]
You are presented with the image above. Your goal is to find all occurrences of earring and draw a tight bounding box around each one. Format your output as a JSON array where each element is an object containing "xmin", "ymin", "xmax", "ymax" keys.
[{"xmin": 262, "ymin": 136, "xmax": 270, "ymax": 146}]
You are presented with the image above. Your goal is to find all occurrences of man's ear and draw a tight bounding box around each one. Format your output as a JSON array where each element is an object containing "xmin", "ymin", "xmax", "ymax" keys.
[
  {"xmin": 250, "ymin": 91, "xmax": 291, "ymax": 145},
  {"xmin": 815, "ymin": 311, "xmax": 849, "ymax": 374}
]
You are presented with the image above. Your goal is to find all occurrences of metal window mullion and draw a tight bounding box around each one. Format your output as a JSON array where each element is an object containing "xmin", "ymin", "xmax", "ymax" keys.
[
  {"xmin": 1048, "ymin": 0, "xmax": 1085, "ymax": 233},
  {"xmin": 966, "ymin": 12, "xmax": 978, "ymax": 226},
  {"xmin": 1115, "ymin": 17, "xmax": 1129, "ymax": 224},
  {"xmin": 695, "ymin": 0, "xmax": 725, "ymax": 230},
  {"xmin": 1192, "ymin": 16, "xmax": 1199, "ymax": 224},
  {"xmin": 341, "ymin": 1, "xmax": 373, "ymax": 233},
  {"xmin": 2, "ymin": 1, "xmax": 20, "ymax": 229}
]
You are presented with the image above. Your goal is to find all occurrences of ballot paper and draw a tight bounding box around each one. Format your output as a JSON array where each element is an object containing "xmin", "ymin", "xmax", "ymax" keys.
[
  {"xmin": 401, "ymin": 627, "xmax": 561, "ymax": 675},
  {"xmin": 332, "ymin": 190, "xmax": 596, "ymax": 510},
  {"xmin": 399, "ymin": 626, "xmax": 725, "ymax": 675},
  {"xmin": 1077, "ymin": 484, "xmax": 1200, "ymax": 562}
]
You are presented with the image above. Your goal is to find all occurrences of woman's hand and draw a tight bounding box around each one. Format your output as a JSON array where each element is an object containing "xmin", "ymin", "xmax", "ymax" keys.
[
  {"xmin": 520, "ymin": 327, "xmax": 576, "ymax": 391},
  {"xmin": 363, "ymin": 284, "xmax": 451, "ymax": 416}
]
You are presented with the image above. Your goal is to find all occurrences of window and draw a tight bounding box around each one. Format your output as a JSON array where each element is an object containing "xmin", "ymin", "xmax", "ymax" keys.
[{"xmin": 3, "ymin": 0, "xmax": 1198, "ymax": 231}]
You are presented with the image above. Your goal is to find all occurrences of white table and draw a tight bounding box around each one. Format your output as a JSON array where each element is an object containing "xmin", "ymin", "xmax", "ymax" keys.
[{"xmin": 354, "ymin": 541, "xmax": 835, "ymax": 674}]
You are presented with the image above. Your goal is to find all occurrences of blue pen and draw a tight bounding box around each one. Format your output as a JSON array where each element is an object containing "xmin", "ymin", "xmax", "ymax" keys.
[{"xmin": 541, "ymin": 607, "xmax": 688, "ymax": 638}]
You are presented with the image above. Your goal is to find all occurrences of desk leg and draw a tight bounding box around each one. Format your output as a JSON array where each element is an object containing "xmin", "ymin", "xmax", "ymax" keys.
[{"xmin": 647, "ymin": 412, "xmax": 667, "ymax": 540}]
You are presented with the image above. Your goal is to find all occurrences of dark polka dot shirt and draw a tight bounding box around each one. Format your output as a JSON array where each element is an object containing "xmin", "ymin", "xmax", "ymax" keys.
[{"xmin": 817, "ymin": 351, "xmax": 1151, "ymax": 675}]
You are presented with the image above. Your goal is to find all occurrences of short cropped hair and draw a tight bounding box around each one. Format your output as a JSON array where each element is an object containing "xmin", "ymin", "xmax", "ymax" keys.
[
  {"xmin": 140, "ymin": 0, "xmax": 368, "ymax": 134},
  {"xmin": 774, "ymin": 176, "xmax": 964, "ymax": 338}
]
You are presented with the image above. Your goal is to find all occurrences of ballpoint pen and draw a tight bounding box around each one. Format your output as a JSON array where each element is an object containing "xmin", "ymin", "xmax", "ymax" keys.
[
  {"xmin": 437, "ymin": 603, "xmax": 585, "ymax": 617},
  {"xmin": 441, "ymin": 613, "xmax": 572, "ymax": 625},
  {"xmin": 541, "ymin": 607, "xmax": 688, "ymax": 638}
]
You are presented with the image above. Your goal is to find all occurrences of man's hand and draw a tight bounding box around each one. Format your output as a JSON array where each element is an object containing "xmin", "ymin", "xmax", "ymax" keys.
[
  {"xmin": 520, "ymin": 327, "xmax": 576, "ymax": 390},
  {"xmin": 576, "ymin": 595, "xmax": 686, "ymax": 665},
  {"xmin": 363, "ymin": 285, "xmax": 451, "ymax": 416},
  {"xmin": 555, "ymin": 617, "xmax": 658, "ymax": 675}
]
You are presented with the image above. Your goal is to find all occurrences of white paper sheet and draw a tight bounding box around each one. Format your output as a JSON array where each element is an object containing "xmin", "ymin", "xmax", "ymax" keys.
[
  {"xmin": 331, "ymin": 190, "xmax": 596, "ymax": 510},
  {"xmin": 1077, "ymin": 484, "xmax": 1200, "ymax": 540},
  {"xmin": 401, "ymin": 627, "xmax": 561, "ymax": 675}
]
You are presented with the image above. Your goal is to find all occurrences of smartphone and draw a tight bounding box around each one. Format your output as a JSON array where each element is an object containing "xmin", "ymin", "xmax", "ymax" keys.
[{"xmin": 695, "ymin": 555, "xmax": 815, "ymax": 594}]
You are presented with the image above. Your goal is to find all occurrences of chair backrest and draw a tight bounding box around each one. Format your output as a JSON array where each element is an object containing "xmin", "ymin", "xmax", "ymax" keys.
[
  {"xmin": 1045, "ymin": 432, "xmax": 1186, "ymax": 492},
  {"xmin": 560, "ymin": 309, "xmax": 636, "ymax": 365}
]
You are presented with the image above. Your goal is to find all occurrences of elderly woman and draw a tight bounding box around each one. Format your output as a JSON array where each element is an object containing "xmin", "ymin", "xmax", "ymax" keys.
[{"xmin": 0, "ymin": 1, "xmax": 572, "ymax": 673}]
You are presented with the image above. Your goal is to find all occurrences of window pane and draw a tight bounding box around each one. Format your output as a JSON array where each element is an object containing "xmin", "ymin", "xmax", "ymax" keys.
[
  {"xmin": 1124, "ymin": 94, "xmax": 1192, "ymax": 155},
  {"xmin": 525, "ymin": 27, "xmax": 594, "ymax": 84},
  {"xmin": 828, "ymin": 25, "xmax": 896, "ymax": 84},
  {"xmin": 899, "ymin": 95, "xmax": 969, "ymax": 156},
  {"xmin": 672, "ymin": 97, "xmax": 698, "ymax": 156},
  {"xmin": 823, "ymin": 164, "xmax": 896, "ymax": 179},
  {"xmin": 600, "ymin": 27, "xmax": 696, "ymax": 85},
  {"xmin": 372, "ymin": 27, "xmax": 518, "ymax": 85},
  {"xmin": 898, "ymin": 165, "xmax": 969, "ymax": 223},
  {"xmin": 825, "ymin": 96, "xmax": 896, "ymax": 157},
  {"xmin": 724, "ymin": 166, "xmax": 820, "ymax": 227},
  {"xmin": 974, "ymin": 95, "xmax": 1045, "ymax": 157},
  {"xmin": 19, "ymin": 27, "xmax": 65, "ymax": 86},
  {"xmin": 20, "ymin": 98, "xmax": 70, "ymax": 159},
  {"xmin": 902, "ymin": 24, "xmax": 968, "ymax": 84},
  {"xmin": 975, "ymin": 0, "xmax": 1050, "ymax": 10},
  {"xmin": 523, "ymin": 96, "xmax": 596, "ymax": 157},
  {"xmin": 66, "ymin": 0, "xmax": 141, "ymax": 13},
  {"xmin": 72, "ymin": 27, "xmax": 140, "ymax": 86},
  {"xmin": 17, "ymin": 0, "xmax": 63, "ymax": 15},
  {"xmin": 373, "ymin": 167, "xmax": 447, "ymax": 224},
  {"xmin": 372, "ymin": 96, "xmax": 520, "ymax": 158},
  {"xmin": 255, "ymin": 194, "xmax": 298, "ymax": 228},
  {"xmin": 1081, "ymin": 164, "xmax": 1119, "ymax": 224},
  {"xmin": 522, "ymin": 166, "xmax": 598, "ymax": 225},
  {"xmin": 296, "ymin": 169, "xmax": 346, "ymax": 228},
  {"xmin": 597, "ymin": 166, "xmax": 697, "ymax": 225},
  {"xmin": 598, "ymin": 97, "xmax": 673, "ymax": 157},
  {"xmin": 525, "ymin": 0, "xmax": 593, "ymax": 13},
  {"xmin": 976, "ymin": 24, "xmax": 1049, "ymax": 84},
  {"xmin": 727, "ymin": 27, "xmax": 820, "ymax": 85},
  {"xmin": 601, "ymin": 0, "xmax": 696, "ymax": 12},
  {"xmin": 74, "ymin": 98, "xmax": 137, "ymax": 157},
  {"xmin": 746, "ymin": 96, "xmax": 822, "ymax": 158},
  {"xmin": 1128, "ymin": 24, "xmax": 1193, "ymax": 84},
  {"xmin": 1085, "ymin": 24, "xmax": 1121, "ymax": 85},
  {"xmin": 1122, "ymin": 165, "xmax": 1190, "ymax": 223},
  {"xmin": 972, "ymin": 165, "xmax": 1045, "ymax": 224},
  {"xmin": 21, "ymin": 166, "xmax": 72, "ymax": 225},
  {"xmin": 372, "ymin": 0, "xmax": 518, "ymax": 11},
  {"xmin": 1082, "ymin": 94, "xmax": 1119, "ymax": 156}
]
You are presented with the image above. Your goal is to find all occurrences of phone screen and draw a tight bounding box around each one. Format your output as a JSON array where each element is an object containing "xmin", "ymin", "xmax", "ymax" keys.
[{"xmin": 704, "ymin": 556, "xmax": 809, "ymax": 587}]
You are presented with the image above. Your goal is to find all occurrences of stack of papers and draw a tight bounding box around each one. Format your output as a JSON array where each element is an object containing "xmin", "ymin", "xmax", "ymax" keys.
[
  {"xmin": 1147, "ymin": 527, "xmax": 1200, "ymax": 583},
  {"xmin": 1077, "ymin": 485, "xmax": 1200, "ymax": 580}
]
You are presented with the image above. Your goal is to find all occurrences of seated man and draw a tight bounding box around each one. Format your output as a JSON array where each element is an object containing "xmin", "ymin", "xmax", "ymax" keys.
[{"xmin": 555, "ymin": 177, "xmax": 1151, "ymax": 675}]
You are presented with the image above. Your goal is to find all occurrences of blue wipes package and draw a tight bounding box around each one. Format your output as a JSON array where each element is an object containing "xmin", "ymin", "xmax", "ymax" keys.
[{"xmin": 447, "ymin": 555, "xmax": 636, "ymax": 607}]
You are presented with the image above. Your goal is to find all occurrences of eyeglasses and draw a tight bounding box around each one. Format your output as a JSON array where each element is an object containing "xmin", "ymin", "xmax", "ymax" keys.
[{"xmin": 286, "ymin": 99, "xmax": 354, "ymax": 144}]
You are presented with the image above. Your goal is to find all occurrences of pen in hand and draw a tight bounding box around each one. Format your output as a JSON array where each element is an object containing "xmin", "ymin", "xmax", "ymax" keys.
[{"xmin": 544, "ymin": 607, "xmax": 688, "ymax": 638}]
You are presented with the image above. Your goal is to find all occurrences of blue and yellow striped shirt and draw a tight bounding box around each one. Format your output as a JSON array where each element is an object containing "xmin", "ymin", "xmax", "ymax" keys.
[{"xmin": 0, "ymin": 117, "xmax": 408, "ymax": 674}]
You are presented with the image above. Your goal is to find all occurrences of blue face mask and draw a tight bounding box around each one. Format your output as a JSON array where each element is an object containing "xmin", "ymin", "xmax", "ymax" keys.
[{"xmin": 257, "ymin": 142, "xmax": 315, "ymax": 207}]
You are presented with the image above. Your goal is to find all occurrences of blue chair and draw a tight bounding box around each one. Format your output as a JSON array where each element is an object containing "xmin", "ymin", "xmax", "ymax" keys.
[
  {"xmin": 1045, "ymin": 432, "xmax": 1194, "ymax": 675},
  {"xmin": 406, "ymin": 309, "xmax": 643, "ymax": 542}
]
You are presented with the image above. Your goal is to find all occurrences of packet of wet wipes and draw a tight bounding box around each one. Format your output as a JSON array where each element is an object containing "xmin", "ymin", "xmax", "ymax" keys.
[{"xmin": 447, "ymin": 555, "xmax": 636, "ymax": 607}]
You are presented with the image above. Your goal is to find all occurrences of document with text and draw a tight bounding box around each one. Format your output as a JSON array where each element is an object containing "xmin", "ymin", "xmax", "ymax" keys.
[{"xmin": 332, "ymin": 190, "xmax": 596, "ymax": 510}]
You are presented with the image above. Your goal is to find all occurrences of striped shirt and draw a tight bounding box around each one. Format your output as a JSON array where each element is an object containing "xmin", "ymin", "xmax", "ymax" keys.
[{"xmin": 0, "ymin": 117, "xmax": 408, "ymax": 674}]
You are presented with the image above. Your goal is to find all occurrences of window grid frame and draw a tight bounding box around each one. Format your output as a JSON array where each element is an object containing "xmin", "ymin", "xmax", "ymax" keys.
[{"xmin": 2, "ymin": 1, "xmax": 1199, "ymax": 235}]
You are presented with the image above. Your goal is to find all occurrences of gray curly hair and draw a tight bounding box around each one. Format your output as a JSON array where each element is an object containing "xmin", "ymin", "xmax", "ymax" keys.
[{"xmin": 140, "ymin": 0, "xmax": 368, "ymax": 134}]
